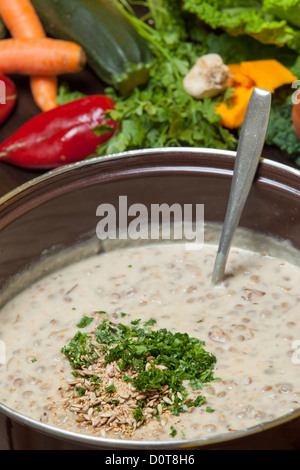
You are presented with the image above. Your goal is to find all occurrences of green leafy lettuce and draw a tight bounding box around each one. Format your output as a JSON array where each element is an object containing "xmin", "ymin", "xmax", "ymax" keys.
[
  {"xmin": 205, "ymin": 32, "xmax": 298, "ymax": 67},
  {"xmin": 183, "ymin": 0, "xmax": 300, "ymax": 51},
  {"xmin": 263, "ymin": 0, "xmax": 300, "ymax": 29}
]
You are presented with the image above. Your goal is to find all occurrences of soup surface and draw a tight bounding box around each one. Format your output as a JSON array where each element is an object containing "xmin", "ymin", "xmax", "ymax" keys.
[{"xmin": 0, "ymin": 241, "xmax": 300, "ymax": 443}]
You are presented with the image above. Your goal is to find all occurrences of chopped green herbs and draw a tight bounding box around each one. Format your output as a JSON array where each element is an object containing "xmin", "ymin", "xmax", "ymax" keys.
[
  {"xmin": 105, "ymin": 383, "xmax": 116, "ymax": 394},
  {"xmin": 61, "ymin": 315, "xmax": 219, "ymax": 431},
  {"xmin": 75, "ymin": 387, "xmax": 86, "ymax": 397},
  {"xmin": 144, "ymin": 318, "xmax": 157, "ymax": 327},
  {"xmin": 133, "ymin": 408, "xmax": 145, "ymax": 423},
  {"xmin": 61, "ymin": 331, "xmax": 99, "ymax": 369},
  {"xmin": 95, "ymin": 319, "xmax": 217, "ymax": 390},
  {"xmin": 130, "ymin": 319, "xmax": 141, "ymax": 325},
  {"xmin": 206, "ymin": 405, "xmax": 215, "ymax": 413},
  {"xmin": 76, "ymin": 315, "xmax": 94, "ymax": 328}
]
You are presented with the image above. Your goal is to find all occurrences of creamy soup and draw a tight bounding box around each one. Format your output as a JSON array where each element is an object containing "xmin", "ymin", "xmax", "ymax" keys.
[{"xmin": 0, "ymin": 240, "xmax": 300, "ymax": 443}]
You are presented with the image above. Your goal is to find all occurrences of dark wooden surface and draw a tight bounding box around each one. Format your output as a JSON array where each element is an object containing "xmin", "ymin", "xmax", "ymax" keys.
[{"xmin": 0, "ymin": 66, "xmax": 298, "ymax": 199}]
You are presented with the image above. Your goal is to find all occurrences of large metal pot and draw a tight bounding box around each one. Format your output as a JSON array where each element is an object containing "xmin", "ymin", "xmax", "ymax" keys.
[{"xmin": 0, "ymin": 147, "xmax": 299, "ymax": 450}]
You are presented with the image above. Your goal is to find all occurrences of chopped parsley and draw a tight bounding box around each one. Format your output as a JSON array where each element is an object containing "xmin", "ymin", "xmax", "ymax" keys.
[
  {"xmin": 144, "ymin": 318, "xmax": 157, "ymax": 327},
  {"xmin": 105, "ymin": 383, "xmax": 116, "ymax": 394},
  {"xmin": 61, "ymin": 330, "xmax": 99, "ymax": 369},
  {"xmin": 206, "ymin": 405, "xmax": 215, "ymax": 413},
  {"xmin": 61, "ymin": 316, "xmax": 219, "ymax": 422},
  {"xmin": 130, "ymin": 319, "xmax": 141, "ymax": 325},
  {"xmin": 76, "ymin": 315, "xmax": 94, "ymax": 328},
  {"xmin": 132, "ymin": 408, "xmax": 144, "ymax": 423},
  {"xmin": 75, "ymin": 387, "xmax": 86, "ymax": 397}
]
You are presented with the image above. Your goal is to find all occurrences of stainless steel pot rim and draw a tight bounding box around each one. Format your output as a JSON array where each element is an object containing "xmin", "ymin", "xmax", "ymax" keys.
[
  {"xmin": 1, "ymin": 399, "xmax": 299, "ymax": 449},
  {"xmin": 0, "ymin": 147, "xmax": 299, "ymax": 207},
  {"xmin": 0, "ymin": 146, "xmax": 299, "ymax": 448}
]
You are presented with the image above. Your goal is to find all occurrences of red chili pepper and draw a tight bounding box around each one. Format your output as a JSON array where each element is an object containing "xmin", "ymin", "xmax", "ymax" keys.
[
  {"xmin": 0, "ymin": 74, "xmax": 17, "ymax": 125},
  {"xmin": 0, "ymin": 94, "xmax": 117, "ymax": 169}
]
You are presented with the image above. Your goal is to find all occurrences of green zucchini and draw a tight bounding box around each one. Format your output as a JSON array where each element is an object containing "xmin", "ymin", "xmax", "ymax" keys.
[{"xmin": 31, "ymin": 0, "xmax": 153, "ymax": 95}]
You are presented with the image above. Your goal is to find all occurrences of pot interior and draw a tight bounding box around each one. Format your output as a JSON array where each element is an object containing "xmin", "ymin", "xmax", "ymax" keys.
[
  {"xmin": 0, "ymin": 149, "xmax": 299, "ymax": 303},
  {"xmin": 0, "ymin": 148, "xmax": 299, "ymax": 449}
]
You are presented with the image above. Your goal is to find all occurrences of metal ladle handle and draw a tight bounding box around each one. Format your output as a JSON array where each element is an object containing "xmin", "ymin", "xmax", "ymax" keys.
[{"xmin": 212, "ymin": 87, "xmax": 272, "ymax": 285}]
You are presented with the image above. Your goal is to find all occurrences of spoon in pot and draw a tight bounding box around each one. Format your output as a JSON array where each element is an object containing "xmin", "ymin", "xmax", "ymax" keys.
[{"xmin": 211, "ymin": 87, "xmax": 272, "ymax": 285}]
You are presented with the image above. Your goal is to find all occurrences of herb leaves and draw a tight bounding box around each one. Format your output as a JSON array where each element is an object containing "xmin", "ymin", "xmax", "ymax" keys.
[
  {"xmin": 96, "ymin": 319, "xmax": 217, "ymax": 392},
  {"xmin": 61, "ymin": 317, "xmax": 218, "ymax": 421},
  {"xmin": 95, "ymin": 1, "xmax": 237, "ymax": 155}
]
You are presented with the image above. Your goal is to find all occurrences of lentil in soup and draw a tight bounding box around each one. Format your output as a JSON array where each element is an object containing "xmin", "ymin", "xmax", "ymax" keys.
[{"xmin": 0, "ymin": 241, "xmax": 300, "ymax": 443}]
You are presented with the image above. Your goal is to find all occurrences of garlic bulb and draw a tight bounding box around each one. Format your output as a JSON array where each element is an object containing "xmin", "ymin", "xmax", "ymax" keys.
[{"xmin": 183, "ymin": 53, "xmax": 231, "ymax": 99}]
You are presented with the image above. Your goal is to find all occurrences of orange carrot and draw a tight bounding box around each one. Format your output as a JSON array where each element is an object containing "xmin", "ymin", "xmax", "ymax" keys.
[
  {"xmin": 0, "ymin": 0, "xmax": 57, "ymax": 111},
  {"xmin": 30, "ymin": 75, "xmax": 58, "ymax": 111},
  {"xmin": 0, "ymin": 38, "xmax": 86, "ymax": 75},
  {"xmin": 0, "ymin": 0, "xmax": 45, "ymax": 38}
]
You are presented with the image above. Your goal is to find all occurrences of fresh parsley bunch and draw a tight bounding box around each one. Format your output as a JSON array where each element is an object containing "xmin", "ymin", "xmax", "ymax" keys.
[{"xmin": 96, "ymin": 0, "xmax": 237, "ymax": 155}]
